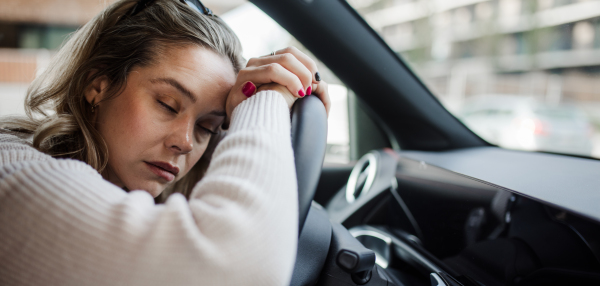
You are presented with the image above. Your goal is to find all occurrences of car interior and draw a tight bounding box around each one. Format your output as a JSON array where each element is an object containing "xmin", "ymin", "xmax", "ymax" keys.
[
  {"xmin": 2, "ymin": 0, "xmax": 600, "ymax": 285},
  {"xmin": 252, "ymin": 0, "xmax": 600, "ymax": 285}
]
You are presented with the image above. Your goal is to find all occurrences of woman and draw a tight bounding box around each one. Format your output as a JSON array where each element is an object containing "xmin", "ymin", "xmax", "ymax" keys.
[{"xmin": 0, "ymin": 0, "xmax": 330, "ymax": 285}]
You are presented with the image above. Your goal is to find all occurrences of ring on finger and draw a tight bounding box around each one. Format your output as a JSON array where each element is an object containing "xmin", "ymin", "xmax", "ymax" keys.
[{"xmin": 270, "ymin": 51, "xmax": 276, "ymax": 56}]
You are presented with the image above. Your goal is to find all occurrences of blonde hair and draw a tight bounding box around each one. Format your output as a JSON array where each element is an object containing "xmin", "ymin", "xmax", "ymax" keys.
[{"xmin": 0, "ymin": 0, "xmax": 244, "ymax": 201}]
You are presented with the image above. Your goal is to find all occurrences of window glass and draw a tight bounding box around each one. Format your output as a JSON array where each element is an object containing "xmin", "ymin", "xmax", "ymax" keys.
[{"xmin": 347, "ymin": 0, "xmax": 600, "ymax": 158}]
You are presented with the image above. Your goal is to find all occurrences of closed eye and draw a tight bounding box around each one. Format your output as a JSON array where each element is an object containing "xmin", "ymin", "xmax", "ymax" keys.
[
  {"xmin": 158, "ymin": 100, "xmax": 177, "ymax": 114},
  {"xmin": 198, "ymin": 125, "xmax": 218, "ymax": 135}
]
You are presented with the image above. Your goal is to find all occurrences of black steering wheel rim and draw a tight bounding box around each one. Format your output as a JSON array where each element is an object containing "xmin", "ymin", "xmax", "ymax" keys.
[{"xmin": 290, "ymin": 95, "xmax": 328, "ymax": 235}]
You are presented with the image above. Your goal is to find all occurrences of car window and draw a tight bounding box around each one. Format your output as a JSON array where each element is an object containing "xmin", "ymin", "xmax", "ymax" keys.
[
  {"xmin": 0, "ymin": 1, "xmax": 352, "ymax": 164},
  {"xmin": 346, "ymin": 0, "xmax": 600, "ymax": 159},
  {"xmin": 534, "ymin": 106, "xmax": 580, "ymax": 119}
]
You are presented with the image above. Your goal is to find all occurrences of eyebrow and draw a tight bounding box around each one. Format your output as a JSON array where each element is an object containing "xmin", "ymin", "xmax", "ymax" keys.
[{"xmin": 150, "ymin": 77, "xmax": 197, "ymax": 103}]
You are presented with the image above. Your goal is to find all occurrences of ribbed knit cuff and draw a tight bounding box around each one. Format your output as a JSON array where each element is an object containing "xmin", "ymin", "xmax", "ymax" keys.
[
  {"xmin": 229, "ymin": 90, "xmax": 291, "ymax": 134},
  {"xmin": 0, "ymin": 134, "xmax": 51, "ymax": 166}
]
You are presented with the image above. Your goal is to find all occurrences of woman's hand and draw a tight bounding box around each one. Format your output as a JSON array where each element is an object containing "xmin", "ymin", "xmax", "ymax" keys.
[
  {"xmin": 225, "ymin": 47, "xmax": 331, "ymax": 127},
  {"xmin": 256, "ymin": 80, "xmax": 330, "ymax": 115}
]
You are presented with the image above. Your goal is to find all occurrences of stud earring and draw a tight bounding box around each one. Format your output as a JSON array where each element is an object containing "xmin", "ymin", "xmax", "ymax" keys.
[{"xmin": 90, "ymin": 99, "xmax": 98, "ymax": 113}]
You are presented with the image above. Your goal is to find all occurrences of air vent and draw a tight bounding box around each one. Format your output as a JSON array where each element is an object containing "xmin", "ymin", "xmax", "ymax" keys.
[{"xmin": 346, "ymin": 152, "xmax": 377, "ymax": 203}]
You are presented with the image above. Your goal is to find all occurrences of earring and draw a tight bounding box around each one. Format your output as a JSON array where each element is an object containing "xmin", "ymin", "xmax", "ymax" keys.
[{"xmin": 91, "ymin": 99, "xmax": 97, "ymax": 113}]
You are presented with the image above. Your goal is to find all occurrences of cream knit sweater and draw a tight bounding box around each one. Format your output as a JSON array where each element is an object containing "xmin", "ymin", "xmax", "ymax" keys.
[{"xmin": 0, "ymin": 91, "xmax": 298, "ymax": 286}]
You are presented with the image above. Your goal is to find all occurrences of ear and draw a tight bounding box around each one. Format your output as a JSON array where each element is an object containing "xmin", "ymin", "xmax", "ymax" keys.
[{"xmin": 84, "ymin": 73, "xmax": 110, "ymax": 106}]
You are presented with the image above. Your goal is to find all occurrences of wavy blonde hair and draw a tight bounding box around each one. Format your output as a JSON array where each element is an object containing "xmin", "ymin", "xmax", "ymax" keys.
[{"xmin": 0, "ymin": 0, "xmax": 244, "ymax": 201}]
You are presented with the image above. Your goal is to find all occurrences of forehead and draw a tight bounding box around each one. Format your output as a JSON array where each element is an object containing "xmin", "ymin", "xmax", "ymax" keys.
[{"xmin": 142, "ymin": 45, "xmax": 236, "ymax": 108}]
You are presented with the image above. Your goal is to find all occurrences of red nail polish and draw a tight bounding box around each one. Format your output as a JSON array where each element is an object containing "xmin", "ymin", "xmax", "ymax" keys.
[
  {"xmin": 298, "ymin": 89, "xmax": 305, "ymax": 97},
  {"xmin": 306, "ymin": 86, "xmax": 312, "ymax": 96},
  {"xmin": 242, "ymin": 82, "xmax": 256, "ymax": 97}
]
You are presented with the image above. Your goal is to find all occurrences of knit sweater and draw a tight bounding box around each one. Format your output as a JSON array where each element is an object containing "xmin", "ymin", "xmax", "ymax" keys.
[{"xmin": 0, "ymin": 91, "xmax": 299, "ymax": 286}]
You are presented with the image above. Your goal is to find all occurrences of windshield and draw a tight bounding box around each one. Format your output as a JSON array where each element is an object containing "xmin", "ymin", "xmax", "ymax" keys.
[{"xmin": 347, "ymin": 0, "xmax": 600, "ymax": 158}]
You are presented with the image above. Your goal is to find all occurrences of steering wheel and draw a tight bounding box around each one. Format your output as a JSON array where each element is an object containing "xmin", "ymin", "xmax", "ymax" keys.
[{"xmin": 290, "ymin": 95, "xmax": 328, "ymax": 234}]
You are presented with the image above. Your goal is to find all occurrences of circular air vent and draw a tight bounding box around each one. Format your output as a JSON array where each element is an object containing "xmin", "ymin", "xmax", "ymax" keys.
[{"xmin": 346, "ymin": 152, "xmax": 377, "ymax": 203}]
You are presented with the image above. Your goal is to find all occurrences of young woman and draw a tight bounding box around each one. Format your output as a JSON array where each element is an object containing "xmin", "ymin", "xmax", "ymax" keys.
[{"xmin": 0, "ymin": 0, "xmax": 330, "ymax": 285}]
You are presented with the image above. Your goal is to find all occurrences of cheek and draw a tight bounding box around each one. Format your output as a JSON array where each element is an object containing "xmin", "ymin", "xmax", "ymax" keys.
[
  {"xmin": 97, "ymin": 96, "xmax": 161, "ymax": 159},
  {"xmin": 180, "ymin": 141, "xmax": 209, "ymax": 177},
  {"xmin": 121, "ymin": 105, "xmax": 159, "ymax": 143}
]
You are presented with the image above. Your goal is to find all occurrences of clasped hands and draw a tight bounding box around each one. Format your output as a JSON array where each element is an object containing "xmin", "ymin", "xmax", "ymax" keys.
[{"xmin": 224, "ymin": 47, "xmax": 331, "ymax": 127}]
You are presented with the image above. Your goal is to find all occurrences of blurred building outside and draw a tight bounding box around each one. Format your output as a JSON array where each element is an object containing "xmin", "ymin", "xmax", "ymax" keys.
[
  {"xmin": 349, "ymin": 0, "xmax": 600, "ymax": 158},
  {"xmin": 0, "ymin": 0, "xmax": 351, "ymax": 164}
]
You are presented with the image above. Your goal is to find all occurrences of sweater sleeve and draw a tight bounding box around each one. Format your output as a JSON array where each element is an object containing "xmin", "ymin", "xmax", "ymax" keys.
[{"xmin": 0, "ymin": 90, "xmax": 299, "ymax": 286}]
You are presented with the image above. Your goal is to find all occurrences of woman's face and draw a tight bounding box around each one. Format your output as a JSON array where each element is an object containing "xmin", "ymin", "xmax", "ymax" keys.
[{"xmin": 92, "ymin": 45, "xmax": 236, "ymax": 197}]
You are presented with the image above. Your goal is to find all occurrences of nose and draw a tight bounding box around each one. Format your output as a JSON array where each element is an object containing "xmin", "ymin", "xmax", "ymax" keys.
[{"xmin": 165, "ymin": 118, "xmax": 194, "ymax": 154}]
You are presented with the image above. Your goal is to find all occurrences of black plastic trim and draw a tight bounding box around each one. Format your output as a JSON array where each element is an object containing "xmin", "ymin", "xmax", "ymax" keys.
[{"xmin": 401, "ymin": 146, "xmax": 600, "ymax": 223}]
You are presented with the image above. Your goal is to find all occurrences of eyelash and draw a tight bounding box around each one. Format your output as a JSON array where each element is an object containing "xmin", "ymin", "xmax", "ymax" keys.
[
  {"xmin": 157, "ymin": 100, "xmax": 217, "ymax": 135},
  {"xmin": 158, "ymin": 100, "xmax": 177, "ymax": 114},
  {"xmin": 202, "ymin": 128, "xmax": 218, "ymax": 135}
]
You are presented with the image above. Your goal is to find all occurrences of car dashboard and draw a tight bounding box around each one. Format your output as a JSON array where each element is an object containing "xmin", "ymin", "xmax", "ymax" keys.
[{"xmin": 320, "ymin": 148, "xmax": 600, "ymax": 286}]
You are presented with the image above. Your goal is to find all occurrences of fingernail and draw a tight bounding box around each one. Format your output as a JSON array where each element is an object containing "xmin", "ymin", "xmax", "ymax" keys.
[
  {"xmin": 298, "ymin": 89, "xmax": 305, "ymax": 97},
  {"xmin": 242, "ymin": 81, "xmax": 256, "ymax": 97},
  {"xmin": 315, "ymin": 72, "xmax": 321, "ymax": 82},
  {"xmin": 306, "ymin": 86, "xmax": 312, "ymax": 96}
]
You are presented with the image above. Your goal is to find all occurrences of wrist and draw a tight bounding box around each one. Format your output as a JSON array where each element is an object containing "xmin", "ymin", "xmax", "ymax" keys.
[
  {"xmin": 229, "ymin": 90, "xmax": 291, "ymax": 133},
  {"xmin": 256, "ymin": 83, "xmax": 297, "ymax": 110}
]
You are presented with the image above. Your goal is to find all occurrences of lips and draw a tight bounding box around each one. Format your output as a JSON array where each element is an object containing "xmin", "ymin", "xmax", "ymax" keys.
[{"xmin": 145, "ymin": 161, "xmax": 180, "ymax": 182}]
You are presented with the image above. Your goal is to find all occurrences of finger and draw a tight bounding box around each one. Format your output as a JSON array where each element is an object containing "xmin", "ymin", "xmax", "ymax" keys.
[
  {"xmin": 258, "ymin": 51, "xmax": 276, "ymax": 58},
  {"xmin": 223, "ymin": 81, "xmax": 257, "ymax": 129},
  {"xmin": 247, "ymin": 53, "xmax": 313, "ymax": 93},
  {"xmin": 237, "ymin": 64, "xmax": 306, "ymax": 98},
  {"xmin": 269, "ymin": 47, "xmax": 319, "ymax": 83},
  {"xmin": 312, "ymin": 81, "xmax": 330, "ymax": 117}
]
